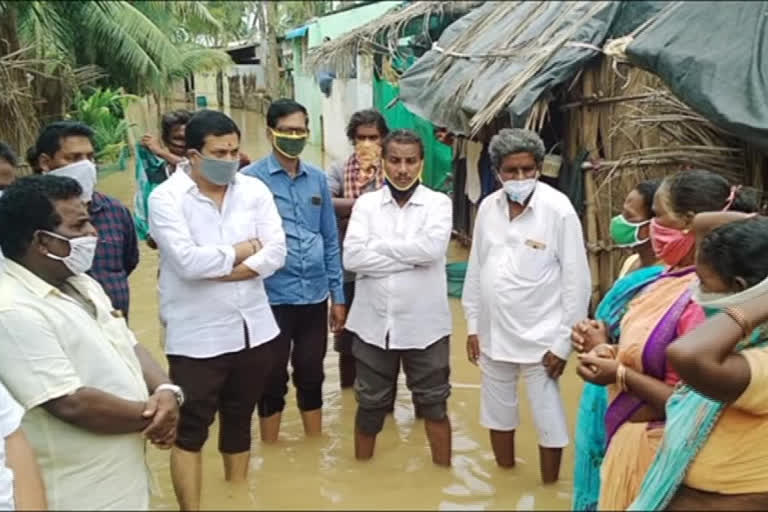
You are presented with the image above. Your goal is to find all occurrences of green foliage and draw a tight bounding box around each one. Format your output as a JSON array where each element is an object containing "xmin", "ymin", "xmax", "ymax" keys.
[
  {"xmin": 8, "ymin": 1, "xmax": 236, "ymax": 95},
  {"xmin": 69, "ymin": 88, "xmax": 139, "ymax": 163}
]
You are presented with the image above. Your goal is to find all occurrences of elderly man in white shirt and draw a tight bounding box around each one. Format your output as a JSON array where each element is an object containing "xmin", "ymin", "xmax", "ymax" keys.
[
  {"xmin": 462, "ymin": 128, "xmax": 591, "ymax": 484},
  {"xmin": 344, "ymin": 129, "xmax": 453, "ymax": 466},
  {"xmin": 149, "ymin": 110, "xmax": 286, "ymax": 511}
]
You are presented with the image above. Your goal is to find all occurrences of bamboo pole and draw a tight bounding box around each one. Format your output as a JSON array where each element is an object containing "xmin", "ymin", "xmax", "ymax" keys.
[{"xmin": 581, "ymin": 66, "xmax": 602, "ymax": 312}]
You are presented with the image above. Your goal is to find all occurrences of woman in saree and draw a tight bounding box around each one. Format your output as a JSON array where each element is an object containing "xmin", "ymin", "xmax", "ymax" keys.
[
  {"xmin": 570, "ymin": 180, "xmax": 662, "ymax": 511},
  {"xmin": 574, "ymin": 169, "xmax": 756, "ymax": 510},
  {"xmin": 630, "ymin": 213, "xmax": 768, "ymax": 510}
]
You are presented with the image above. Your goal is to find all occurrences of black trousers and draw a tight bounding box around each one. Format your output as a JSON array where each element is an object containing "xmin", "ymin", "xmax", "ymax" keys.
[{"xmin": 257, "ymin": 301, "xmax": 328, "ymax": 417}]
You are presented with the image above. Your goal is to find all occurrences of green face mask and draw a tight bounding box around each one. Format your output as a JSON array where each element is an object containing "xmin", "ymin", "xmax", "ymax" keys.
[
  {"xmin": 272, "ymin": 130, "xmax": 307, "ymax": 159},
  {"xmin": 610, "ymin": 214, "xmax": 650, "ymax": 247}
]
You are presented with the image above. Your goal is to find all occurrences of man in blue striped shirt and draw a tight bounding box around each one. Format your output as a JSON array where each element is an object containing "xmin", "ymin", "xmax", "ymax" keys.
[{"xmin": 242, "ymin": 99, "xmax": 345, "ymax": 442}]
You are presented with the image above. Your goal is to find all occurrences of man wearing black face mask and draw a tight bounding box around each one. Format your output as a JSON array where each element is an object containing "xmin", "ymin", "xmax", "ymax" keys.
[
  {"xmin": 242, "ymin": 99, "xmax": 345, "ymax": 444},
  {"xmin": 0, "ymin": 175, "xmax": 180, "ymax": 510},
  {"xmin": 148, "ymin": 109, "xmax": 286, "ymax": 510}
]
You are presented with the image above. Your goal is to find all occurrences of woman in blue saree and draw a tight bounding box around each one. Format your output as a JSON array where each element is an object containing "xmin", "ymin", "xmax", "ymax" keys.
[{"xmin": 570, "ymin": 180, "xmax": 662, "ymax": 511}]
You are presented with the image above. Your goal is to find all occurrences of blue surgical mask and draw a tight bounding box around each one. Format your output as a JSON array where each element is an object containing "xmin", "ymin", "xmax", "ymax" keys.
[{"xmin": 199, "ymin": 155, "xmax": 239, "ymax": 185}]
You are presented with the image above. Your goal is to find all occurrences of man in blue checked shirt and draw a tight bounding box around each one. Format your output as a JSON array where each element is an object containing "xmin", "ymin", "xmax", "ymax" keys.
[{"xmin": 242, "ymin": 98, "xmax": 345, "ymax": 442}]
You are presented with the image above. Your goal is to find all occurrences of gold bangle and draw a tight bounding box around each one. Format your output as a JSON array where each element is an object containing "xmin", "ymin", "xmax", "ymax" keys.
[
  {"xmin": 725, "ymin": 306, "xmax": 752, "ymax": 338},
  {"xmin": 617, "ymin": 363, "xmax": 628, "ymax": 392}
]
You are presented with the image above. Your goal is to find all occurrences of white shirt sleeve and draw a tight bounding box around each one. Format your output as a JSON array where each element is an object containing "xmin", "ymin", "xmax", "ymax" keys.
[
  {"xmin": 148, "ymin": 188, "xmax": 236, "ymax": 280},
  {"xmin": 550, "ymin": 210, "xmax": 592, "ymax": 360},
  {"xmin": 242, "ymin": 188, "xmax": 287, "ymax": 279},
  {"xmin": 343, "ymin": 197, "xmax": 415, "ymax": 277},
  {"xmin": 370, "ymin": 194, "xmax": 453, "ymax": 266},
  {"xmin": 0, "ymin": 382, "xmax": 22, "ymax": 439},
  {"xmin": 461, "ymin": 203, "xmax": 485, "ymax": 336}
]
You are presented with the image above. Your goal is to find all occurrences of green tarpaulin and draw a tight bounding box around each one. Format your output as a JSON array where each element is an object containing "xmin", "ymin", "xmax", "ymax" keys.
[{"xmin": 373, "ymin": 75, "xmax": 453, "ymax": 192}]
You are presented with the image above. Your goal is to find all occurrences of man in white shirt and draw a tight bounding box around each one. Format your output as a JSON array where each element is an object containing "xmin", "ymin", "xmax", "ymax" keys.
[
  {"xmin": 344, "ymin": 129, "xmax": 453, "ymax": 466},
  {"xmin": 462, "ymin": 128, "xmax": 591, "ymax": 484},
  {"xmin": 148, "ymin": 109, "xmax": 286, "ymax": 510},
  {"xmin": 0, "ymin": 175, "xmax": 181, "ymax": 510}
]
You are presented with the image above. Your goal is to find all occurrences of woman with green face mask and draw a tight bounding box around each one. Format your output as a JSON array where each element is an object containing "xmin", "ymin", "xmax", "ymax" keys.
[
  {"xmin": 571, "ymin": 180, "xmax": 662, "ymax": 511},
  {"xmin": 631, "ymin": 213, "xmax": 768, "ymax": 511}
]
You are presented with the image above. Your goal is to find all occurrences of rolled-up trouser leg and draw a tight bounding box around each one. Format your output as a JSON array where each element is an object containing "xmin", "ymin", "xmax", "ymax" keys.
[
  {"xmin": 291, "ymin": 301, "xmax": 328, "ymax": 411},
  {"xmin": 402, "ymin": 337, "xmax": 451, "ymax": 421},
  {"xmin": 351, "ymin": 334, "xmax": 400, "ymax": 435}
]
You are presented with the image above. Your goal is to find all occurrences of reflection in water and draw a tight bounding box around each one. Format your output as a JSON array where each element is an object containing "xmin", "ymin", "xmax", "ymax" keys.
[{"xmin": 100, "ymin": 104, "xmax": 581, "ymax": 510}]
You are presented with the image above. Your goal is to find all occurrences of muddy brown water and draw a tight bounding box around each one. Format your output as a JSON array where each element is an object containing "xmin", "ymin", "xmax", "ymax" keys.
[{"xmin": 96, "ymin": 104, "xmax": 581, "ymax": 510}]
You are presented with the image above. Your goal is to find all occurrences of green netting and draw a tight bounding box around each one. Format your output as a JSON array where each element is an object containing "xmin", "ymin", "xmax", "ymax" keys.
[
  {"xmin": 133, "ymin": 143, "xmax": 168, "ymax": 241},
  {"xmin": 373, "ymin": 75, "xmax": 453, "ymax": 192},
  {"xmin": 446, "ymin": 261, "xmax": 468, "ymax": 298}
]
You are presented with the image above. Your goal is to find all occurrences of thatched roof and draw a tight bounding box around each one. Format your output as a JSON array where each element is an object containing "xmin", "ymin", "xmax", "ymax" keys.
[
  {"xmin": 397, "ymin": 1, "xmax": 665, "ymax": 137},
  {"xmin": 305, "ymin": 1, "xmax": 483, "ymax": 78}
]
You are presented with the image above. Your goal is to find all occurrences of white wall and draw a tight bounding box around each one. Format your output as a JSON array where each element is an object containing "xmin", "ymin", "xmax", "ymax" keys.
[
  {"xmin": 193, "ymin": 70, "xmax": 231, "ymax": 110},
  {"xmin": 321, "ymin": 54, "xmax": 374, "ymax": 165}
]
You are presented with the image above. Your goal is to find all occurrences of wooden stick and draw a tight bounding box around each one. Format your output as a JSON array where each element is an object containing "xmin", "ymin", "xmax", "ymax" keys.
[{"xmin": 559, "ymin": 92, "xmax": 658, "ymax": 111}]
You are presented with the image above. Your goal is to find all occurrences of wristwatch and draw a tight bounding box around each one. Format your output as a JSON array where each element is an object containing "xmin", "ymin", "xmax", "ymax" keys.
[{"xmin": 155, "ymin": 383, "xmax": 185, "ymax": 407}]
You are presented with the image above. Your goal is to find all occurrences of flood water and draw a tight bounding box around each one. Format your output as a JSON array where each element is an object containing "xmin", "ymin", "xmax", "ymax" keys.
[{"xmin": 96, "ymin": 104, "xmax": 582, "ymax": 510}]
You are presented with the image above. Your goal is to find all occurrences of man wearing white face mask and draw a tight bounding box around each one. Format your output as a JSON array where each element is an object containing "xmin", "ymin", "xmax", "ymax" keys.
[
  {"xmin": 462, "ymin": 128, "xmax": 591, "ymax": 484},
  {"xmin": 149, "ymin": 109, "xmax": 286, "ymax": 511},
  {"xmin": 0, "ymin": 174, "xmax": 181, "ymax": 510},
  {"xmin": 30, "ymin": 121, "xmax": 139, "ymax": 318}
]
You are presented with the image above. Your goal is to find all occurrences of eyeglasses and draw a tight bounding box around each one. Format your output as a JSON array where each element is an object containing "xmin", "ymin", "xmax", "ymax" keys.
[{"xmin": 274, "ymin": 127, "xmax": 308, "ymax": 136}]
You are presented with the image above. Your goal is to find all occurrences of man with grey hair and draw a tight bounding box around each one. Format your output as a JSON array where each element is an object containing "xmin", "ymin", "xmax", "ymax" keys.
[{"xmin": 462, "ymin": 128, "xmax": 590, "ymax": 483}]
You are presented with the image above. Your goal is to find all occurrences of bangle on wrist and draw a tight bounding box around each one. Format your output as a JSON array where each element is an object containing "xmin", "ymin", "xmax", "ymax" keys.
[{"xmin": 617, "ymin": 363, "xmax": 628, "ymax": 392}]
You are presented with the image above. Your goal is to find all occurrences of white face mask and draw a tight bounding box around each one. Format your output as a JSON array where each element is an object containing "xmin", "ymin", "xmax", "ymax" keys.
[
  {"xmin": 42, "ymin": 231, "xmax": 98, "ymax": 275},
  {"xmin": 692, "ymin": 274, "xmax": 768, "ymax": 310},
  {"xmin": 502, "ymin": 177, "xmax": 537, "ymax": 204},
  {"xmin": 48, "ymin": 159, "xmax": 98, "ymax": 202}
]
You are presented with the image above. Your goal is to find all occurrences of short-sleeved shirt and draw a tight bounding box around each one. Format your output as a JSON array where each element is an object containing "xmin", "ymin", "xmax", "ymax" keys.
[
  {"xmin": 0, "ymin": 260, "xmax": 150, "ymax": 510},
  {"xmin": 685, "ymin": 345, "xmax": 768, "ymax": 493},
  {"xmin": 0, "ymin": 383, "xmax": 23, "ymax": 511}
]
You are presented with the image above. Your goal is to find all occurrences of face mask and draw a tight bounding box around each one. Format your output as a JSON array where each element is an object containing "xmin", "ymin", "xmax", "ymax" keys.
[
  {"xmin": 650, "ymin": 218, "xmax": 695, "ymax": 267},
  {"xmin": 692, "ymin": 274, "xmax": 768, "ymax": 319},
  {"xmin": 610, "ymin": 215, "xmax": 650, "ymax": 247},
  {"xmin": 272, "ymin": 130, "xmax": 307, "ymax": 159},
  {"xmin": 501, "ymin": 176, "xmax": 537, "ymax": 204},
  {"xmin": 384, "ymin": 163, "xmax": 422, "ymax": 201},
  {"xmin": 199, "ymin": 155, "xmax": 239, "ymax": 186},
  {"xmin": 48, "ymin": 159, "xmax": 97, "ymax": 202},
  {"xmin": 355, "ymin": 140, "xmax": 382, "ymax": 170},
  {"xmin": 41, "ymin": 230, "xmax": 98, "ymax": 275}
]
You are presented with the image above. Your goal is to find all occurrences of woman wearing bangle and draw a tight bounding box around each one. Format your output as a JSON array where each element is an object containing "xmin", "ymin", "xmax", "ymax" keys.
[
  {"xmin": 575, "ymin": 170, "xmax": 757, "ymax": 510},
  {"xmin": 629, "ymin": 214, "xmax": 768, "ymax": 510},
  {"xmin": 570, "ymin": 180, "xmax": 662, "ymax": 511}
]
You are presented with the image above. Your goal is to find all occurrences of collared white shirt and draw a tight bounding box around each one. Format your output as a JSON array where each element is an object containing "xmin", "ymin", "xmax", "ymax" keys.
[
  {"xmin": 0, "ymin": 261, "xmax": 150, "ymax": 510},
  {"xmin": 344, "ymin": 185, "xmax": 453, "ymax": 350},
  {"xmin": 462, "ymin": 183, "xmax": 591, "ymax": 363},
  {"xmin": 148, "ymin": 170, "xmax": 286, "ymax": 358}
]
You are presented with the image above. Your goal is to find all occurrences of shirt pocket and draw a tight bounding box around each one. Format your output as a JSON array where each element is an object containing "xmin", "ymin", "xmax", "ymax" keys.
[
  {"xmin": 303, "ymin": 192, "xmax": 323, "ymax": 233},
  {"xmin": 510, "ymin": 240, "xmax": 554, "ymax": 281}
]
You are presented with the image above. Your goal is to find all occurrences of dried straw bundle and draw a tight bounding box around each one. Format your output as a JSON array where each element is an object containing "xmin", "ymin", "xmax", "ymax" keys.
[{"xmin": 306, "ymin": 1, "xmax": 482, "ymax": 78}]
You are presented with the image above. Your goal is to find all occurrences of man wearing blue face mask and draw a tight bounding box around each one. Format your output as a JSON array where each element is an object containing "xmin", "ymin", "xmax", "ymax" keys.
[
  {"xmin": 242, "ymin": 99, "xmax": 345, "ymax": 444},
  {"xmin": 461, "ymin": 128, "xmax": 591, "ymax": 484},
  {"xmin": 149, "ymin": 109, "xmax": 286, "ymax": 510},
  {"xmin": 30, "ymin": 121, "xmax": 139, "ymax": 318}
]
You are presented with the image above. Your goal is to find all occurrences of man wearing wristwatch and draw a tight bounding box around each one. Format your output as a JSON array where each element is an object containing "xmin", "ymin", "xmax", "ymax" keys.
[
  {"xmin": 149, "ymin": 110, "xmax": 286, "ymax": 510},
  {"xmin": 0, "ymin": 174, "xmax": 181, "ymax": 510}
]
